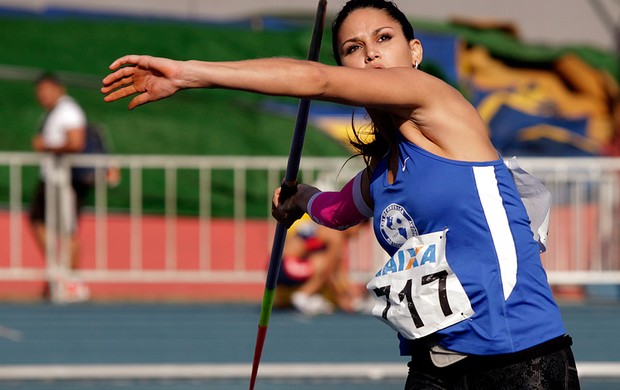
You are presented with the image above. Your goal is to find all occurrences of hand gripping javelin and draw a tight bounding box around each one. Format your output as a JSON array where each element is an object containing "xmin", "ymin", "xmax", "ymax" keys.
[{"xmin": 249, "ymin": 1, "xmax": 327, "ymax": 389}]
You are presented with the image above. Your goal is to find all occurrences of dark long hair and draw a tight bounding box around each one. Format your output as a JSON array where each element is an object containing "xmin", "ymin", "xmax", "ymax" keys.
[{"xmin": 331, "ymin": 0, "xmax": 415, "ymax": 166}]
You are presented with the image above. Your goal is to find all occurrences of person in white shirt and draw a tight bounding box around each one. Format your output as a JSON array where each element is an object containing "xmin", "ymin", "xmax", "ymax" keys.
[{"xmin": 30, "ymin": 73, "xmax": 90, "ymax": 301}]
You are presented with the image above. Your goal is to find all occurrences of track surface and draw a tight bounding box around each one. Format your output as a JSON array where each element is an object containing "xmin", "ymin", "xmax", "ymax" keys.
[{"xmin": 0, "ymin": 301, "xmax": 618, "ymax": 389}]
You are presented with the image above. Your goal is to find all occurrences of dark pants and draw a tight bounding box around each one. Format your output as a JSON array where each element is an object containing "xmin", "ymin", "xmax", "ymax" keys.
[
  {"xmin": 29, "ymin": 179, "xmax": 92, "ymax": 231},
  {"xmin": 405, "ymin": 341, "xmax": 580, "ymax": 390}
]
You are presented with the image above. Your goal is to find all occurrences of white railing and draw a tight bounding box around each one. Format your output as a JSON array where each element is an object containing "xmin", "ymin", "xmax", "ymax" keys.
[
  {"xmin": 1, "ymin": 152, "xmax": 620, "ymax": 301},
  {"xmin": 517, "ymin": 157, "xmax": 620, "ymax": 285}
]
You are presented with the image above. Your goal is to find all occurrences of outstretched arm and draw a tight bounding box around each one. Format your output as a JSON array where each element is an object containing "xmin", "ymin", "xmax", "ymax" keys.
[
  {"xmin": 101, "ymin": 55, "xmax": 445, "ymax": 111},
  {"xmin": 101, "ymin": 55, "xmax": 332, "ymax": 110}
]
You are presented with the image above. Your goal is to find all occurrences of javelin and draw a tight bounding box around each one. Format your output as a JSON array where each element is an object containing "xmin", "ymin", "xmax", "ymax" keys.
[{"xmin": 248, "ymin": 1, "xmax": 327, "ymax": 389}]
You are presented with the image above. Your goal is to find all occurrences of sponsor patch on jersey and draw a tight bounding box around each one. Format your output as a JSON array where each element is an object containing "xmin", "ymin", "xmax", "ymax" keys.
[{"xmin": 379, "ymin": 203, "xmax": 418, "ymax": 247}]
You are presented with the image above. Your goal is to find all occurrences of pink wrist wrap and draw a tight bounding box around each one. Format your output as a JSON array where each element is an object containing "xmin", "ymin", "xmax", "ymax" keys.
[{"xmin": 307, "ymin": 170, "xmax": 373, "ymax": 230}]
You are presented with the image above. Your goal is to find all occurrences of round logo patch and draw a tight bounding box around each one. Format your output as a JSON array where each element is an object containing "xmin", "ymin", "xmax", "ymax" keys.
[{"xmin": 379, "ymin": 203, "xmax": 418, "ymax": 247}]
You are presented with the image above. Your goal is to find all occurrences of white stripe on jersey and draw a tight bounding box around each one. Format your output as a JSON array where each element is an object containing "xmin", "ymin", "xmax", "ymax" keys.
[{"xmin": 473, "ymin": 166, "xmax": 518, "ymax": 300}]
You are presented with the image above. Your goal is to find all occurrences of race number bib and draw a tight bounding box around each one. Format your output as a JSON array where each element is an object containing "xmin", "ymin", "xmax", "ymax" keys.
[{"xmin": 366, "ymin": 229, "xmax": 474, "ymax": 340}]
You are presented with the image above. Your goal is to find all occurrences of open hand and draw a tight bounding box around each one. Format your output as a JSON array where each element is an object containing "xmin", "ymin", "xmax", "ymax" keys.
[{"xmin": 101, "ymin": 55, "xmax": 184, "ymax": 109}]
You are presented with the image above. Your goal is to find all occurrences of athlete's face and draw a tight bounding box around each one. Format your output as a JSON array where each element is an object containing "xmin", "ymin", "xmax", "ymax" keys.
[{"xmin": 336, "ymin": 8, "xmax": 421, "ymax": 70}]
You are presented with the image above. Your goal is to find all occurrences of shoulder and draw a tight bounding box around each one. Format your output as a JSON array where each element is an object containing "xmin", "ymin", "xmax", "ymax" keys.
[
  {"xmin": 52, "ymin": 96, "xmax": 86, "ymax": 126},
  {"xmin": 397, "ymin": 75, "xmax": 496, "ymax": 161},
  {"xmin": 56, "ymin": 96, "xmax": 84, "ymax": 113}
]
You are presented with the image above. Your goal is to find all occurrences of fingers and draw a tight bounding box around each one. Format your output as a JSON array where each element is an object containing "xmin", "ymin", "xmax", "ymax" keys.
[
  {"xmin": 271, "ymin": 208, "xmax": 295, "ymax": 229},
  {"xmin": 103, "ymin": 87, "xmax": 151, "ymax": 110},
  {"xmin": 101, "ymin": 55, "xmax": 145, "ymax": 96},
  {"xmin": 101, "ymin": 66, "xmax": 138, "ymax": 104},
  {"xmin": 102, "ymin": 84, "xmax": 137, "ymax": 102},
  {"xmin": 101, "ymin": 59, "xmax": 150, "ymax": 108},
  {"xmin": 271, "ymin": 187, "xmax": 304, "ymax": 228},
  {"xmin": 272, "ymin": 188, "xmax": 282, "ymax": 206},
  {"xmin": 101, "ymin": 76, "xmax": 133, "ymax": 96},
  {"xmin": 271, "ymin": 188, "xmax": 283, "ymax": 218},
  {"xmin": 102, "ymin": 66, "xmax": 136, "ymax": 91},
  {"xmin": 101, "ymin": 83, "xmax": 149, "ymax": 110},
  {"xmin": 108, "ymin": 54, "xmax": 145, "ymax": 71},
  {"xmin": 128, "ymin": 94, "xmax": 152, "ymax": 110}
]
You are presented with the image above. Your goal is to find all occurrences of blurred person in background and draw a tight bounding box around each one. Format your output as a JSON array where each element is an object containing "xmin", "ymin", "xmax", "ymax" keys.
[
  {"xmin": 275, "ymin": 216, "xmax": 368, "ymax": 315},
  {"xmin": 30, "ymin": 72, "xmax": 90, "ymax": 302}
]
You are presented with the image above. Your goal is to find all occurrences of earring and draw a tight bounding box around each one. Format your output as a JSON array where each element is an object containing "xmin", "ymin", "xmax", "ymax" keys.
[{"xmin": 414, "ymin": 61, "xmax": 419, "ymax": 69}]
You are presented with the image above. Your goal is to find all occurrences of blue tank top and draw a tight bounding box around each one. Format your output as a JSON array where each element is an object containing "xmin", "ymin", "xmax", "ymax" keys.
[{"xmin": 369, "ymin": 138, "xmax": 566, "ymax": 356}]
